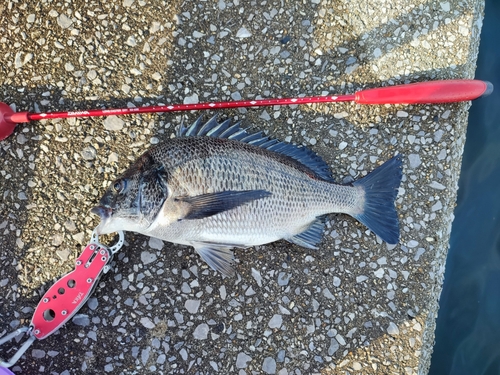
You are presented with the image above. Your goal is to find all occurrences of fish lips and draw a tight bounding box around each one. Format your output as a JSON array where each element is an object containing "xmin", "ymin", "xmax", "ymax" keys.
[{"xmin": 90, "ymin": 205, "xmax": 112, "ymax": 234}]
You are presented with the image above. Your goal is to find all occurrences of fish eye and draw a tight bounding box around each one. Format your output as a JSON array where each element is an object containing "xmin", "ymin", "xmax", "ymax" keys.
[{"xmin": 112, "ymin": 179, "xmax": 127, "ymax": 193}]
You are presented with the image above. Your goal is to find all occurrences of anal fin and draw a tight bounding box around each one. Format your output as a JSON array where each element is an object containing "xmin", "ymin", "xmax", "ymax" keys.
[{"xmin": 286, "ymin": 215, "xmax": 327, "ymax": 250}]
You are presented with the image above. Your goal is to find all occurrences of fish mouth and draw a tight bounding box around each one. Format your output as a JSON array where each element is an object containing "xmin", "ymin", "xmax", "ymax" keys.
[
  {"xmin": 91, "ymin": 205, "xmax": 113, "ymax": 234},
  {"xmin": 91, "ymin": 205, "xmax": 112, "ymax": 220}
]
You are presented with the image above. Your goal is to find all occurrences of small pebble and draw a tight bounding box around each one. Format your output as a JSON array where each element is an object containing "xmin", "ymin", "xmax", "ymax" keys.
[
  {"xmin": 328, "ymin": 338, "xmax": 339, "ymax": 355},
  {"xmin": 335, "ymin": 334, "xmax": 346, "ymax": 345},
  {"xmin": 148, "ymin": 237, "xmax": 164, "ymax": 250},
  {"xmin": 184, "ymin": 94, "xmax": 199, "ymax": 104},
  {"xmin": 334, "ymin": 111, "xmax": 348, "ymax": 119},
  {"xmin": 185, "ymin": 299, "xmax": 201, "ymax": 314},
  {"xmin": 231, "ymin": 91, "xmax": 242, "ymax": 100},
  {"xmin": 141, "ymin": 347, "xmax": 150, "ymax": 365},
  {"xmin": 432, "ymin": 201, "xmax": 443, "ymax": 211},
  {"xmin": 408, "ymin": 154, "xmax": 421, "ymax": 169},
  {"xmin": 277, "ymin": 272, "xmax": 291, "ymax": 286},
  {"xmin": 260, "ymin": 110, "xmax": 271, "ymax": 121},
  {"xmin": 440, "ymin": 2, "xmax": 450, "ymax": 11},
  {"xmin": 268, "ymin": 314, "xmax": 283, "ymax": 329},
  {"xmin": 356, "ymin": 275, "xmax": 368, "ymax": 283},
  {"xmin": 16, "ymin": 134, "xmax": 28, "ymax": 144},
  {"xmin": 72, "ymin": 232, "xmax": 85, "ymax": 244},
  {"xmin": 179, "ymin": 348, "xmax": 188, "ymax": 360},
  {"xmin": 106, "ymin": 152, "xmax": 119, "ymax": 164},
  {"xmin": 236, "ymin": 27, "xmax": 252, "ymax": 38},
  {"xmin": 322, "ymin": 288, "xmax": 335, "ymax": 300},
  {"xmin": 236, "ymin": 352, "xmax": 252, "ymax": 368},
  {"xmin": 141, "ymin": 251, "xmax": 157, "ymax": 265},
  {"xmin": 251, "ymin": 268, "xmax": 262, "ymax": 287},
  {"xmin": 56, "ymin": 248, "xmax": 70, "ymax": 261},
  {"xmin": 64, "ymin": 219, "xmax": 77, "ymax": 232},
  {"xmin": 87, "ymin": 298, "xmax": 98, "ymax": 310},
  {"xmin": 193, "ymin": 323, "xmax": 209, "ymax": 340},
  {"xmin": 81, "ymin": 146, "xmax": 97, "ymax": 160},
  {"xmin": 103, "ymin": 116, "xmax": 125, "ymax": 131},
  {"xmin": 126, "ymin": 35, "xmax": 137, "ymax": 47},
  {"xmin": 72, "ymin": 314, "xmax": 90, "ymax": 326},
  {"xmin": 57, "ymin": 14, "xmax": 73, "ymax": 29},
  {"xmin": 352, "ymin": 362, "xmax": 362, "ymax": 371},
  {"xmin": 429, "ymin": 181, "xmax": 446, "ymax": 190},
  {"xmin": 140, "ymin": 317, "xmax": 155, "ymax": 329},
  {"xmin": 333, "ymin": 276, "xmax": 341, "ymax": 287},
  {"xmin": 32, "ymin": 349, "xmax": 46, "ymax": 359},
  {"xmin": 262, "ymin": 357, "xmax": 277, "ymax": 374},
  {"xmin": 220, "ymin": 285, "xmax": 227, "ymax": 299},
  {"xmin": 387, "ymin": 322, "xmax": 400, "ymax": 335}
]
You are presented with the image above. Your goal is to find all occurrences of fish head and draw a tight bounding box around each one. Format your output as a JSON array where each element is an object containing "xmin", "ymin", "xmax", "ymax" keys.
[{"xmin": 91, "ymin": 153, "xmax": 169, "ymax": 235}]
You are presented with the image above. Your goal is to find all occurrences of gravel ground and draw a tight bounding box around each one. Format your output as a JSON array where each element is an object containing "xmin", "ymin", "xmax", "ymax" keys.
[{"xmin": 0, "ymin": 0, "xmax": 483, "ymax": 374}]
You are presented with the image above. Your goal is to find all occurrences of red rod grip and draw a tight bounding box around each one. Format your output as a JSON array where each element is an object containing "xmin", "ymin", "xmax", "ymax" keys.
[{"xmin": 355, "ymin": 80, "xmax": 493, "ymax": 104}]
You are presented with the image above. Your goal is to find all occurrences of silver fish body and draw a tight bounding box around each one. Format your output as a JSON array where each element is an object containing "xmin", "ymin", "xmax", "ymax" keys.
[{"xmin": 92, "ymin": 117, "xmax": 402, "ymax": 276}]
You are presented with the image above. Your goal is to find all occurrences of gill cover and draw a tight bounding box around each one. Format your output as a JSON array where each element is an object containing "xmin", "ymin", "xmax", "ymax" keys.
[{"xmin": 137, "ymin": 164, "xmax": 170, "ymax": 224}]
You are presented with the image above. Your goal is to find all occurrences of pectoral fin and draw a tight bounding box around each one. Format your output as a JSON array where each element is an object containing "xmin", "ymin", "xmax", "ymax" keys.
[
  {"xmin": 193, "ymin": 244, "xmax": 236, "ymax": 277},
  {"xmin": 178, "ymin": 190, "xmax": 271, "ymax": 220}
]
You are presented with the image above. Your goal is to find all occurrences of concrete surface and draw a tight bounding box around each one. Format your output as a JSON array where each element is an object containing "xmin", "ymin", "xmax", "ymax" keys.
[{"xmin": 0, "ymin": 0, "xmax": 483, "ymax": 374}]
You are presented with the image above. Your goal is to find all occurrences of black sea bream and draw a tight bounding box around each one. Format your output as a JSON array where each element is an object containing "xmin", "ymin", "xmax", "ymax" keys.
[{"xmin": 92, "ymin": 117, "xmax": 403, "ymax": 276}]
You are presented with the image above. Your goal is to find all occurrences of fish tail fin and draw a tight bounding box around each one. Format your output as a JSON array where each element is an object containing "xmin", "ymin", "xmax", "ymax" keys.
[{"xmin": 351, "ymin": 155, "xmax": 403, "ymax": 244}]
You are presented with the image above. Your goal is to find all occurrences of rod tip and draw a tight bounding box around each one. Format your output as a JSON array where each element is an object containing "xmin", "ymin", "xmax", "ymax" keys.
[{"xmin": 482, "ymin": 81, "xmax": 494, "ymax": 97}]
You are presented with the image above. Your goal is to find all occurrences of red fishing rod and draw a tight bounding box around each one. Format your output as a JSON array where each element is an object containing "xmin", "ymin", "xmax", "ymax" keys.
[{"xmin": 0, "ymin": 79, "xmax": 493, "ymax": 140}]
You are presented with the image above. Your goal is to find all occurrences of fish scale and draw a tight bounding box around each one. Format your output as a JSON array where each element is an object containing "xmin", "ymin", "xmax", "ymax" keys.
[
  {"xmin": 92, "ymin": 117, "xmax": 402, "ymax": 276},
  {"xmin": 161, "ymin": 150, "xmax": 333, "ymax": 239}
]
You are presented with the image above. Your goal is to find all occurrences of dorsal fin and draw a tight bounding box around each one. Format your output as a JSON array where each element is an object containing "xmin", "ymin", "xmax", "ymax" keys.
[{"xmin": 177, "ymin": 116, "xmax": 334, "ymax": 182}]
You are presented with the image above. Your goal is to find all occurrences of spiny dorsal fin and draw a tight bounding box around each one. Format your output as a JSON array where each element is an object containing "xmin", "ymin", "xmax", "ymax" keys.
[{"xmin": 177, "ymin": 116, "xmax": 334, "ymax": 182}]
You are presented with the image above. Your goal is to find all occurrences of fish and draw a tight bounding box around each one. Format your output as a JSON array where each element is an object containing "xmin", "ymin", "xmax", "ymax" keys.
[{"xmin": 91, "ymin": 116, "xmax": 403, "ymax": 276}]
